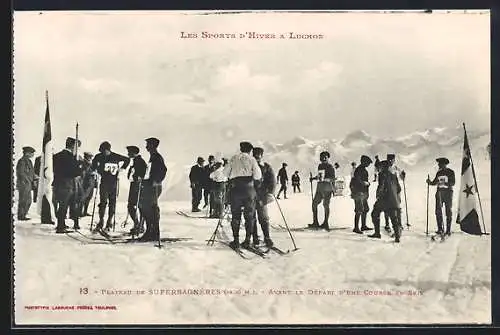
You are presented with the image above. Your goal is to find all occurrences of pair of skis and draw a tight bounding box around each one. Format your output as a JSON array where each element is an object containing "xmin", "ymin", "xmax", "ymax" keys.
[{"xmin": 219, "ymin": 240, "xmax": 289, "ymax": 259}]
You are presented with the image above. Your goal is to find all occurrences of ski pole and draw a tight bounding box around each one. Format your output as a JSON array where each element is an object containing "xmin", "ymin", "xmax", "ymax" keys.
[
  {"xmin": 402, "ymin": 177, "xmax": 410, "ymax": 230},
  {"xmin": 207, "ymin": 186, "xmax": 228, "ymax": 246},
  {"xmin": 113, "ymin": 175, "xmax": 119, "ymax": 232},
  {"xmin": 154, "ymin": 185, "xmax": 163, "ymax": 249},
  {"xmin": 90, "ymin": 177, "xmax": 99, "ymax": 231},
  {"xmin": 272, "ymin": 194, "xmax": 299, "ymax": 251},
  {"xmin": 425, "ymin": 174, "xmax": 429, "ymax": 236}
]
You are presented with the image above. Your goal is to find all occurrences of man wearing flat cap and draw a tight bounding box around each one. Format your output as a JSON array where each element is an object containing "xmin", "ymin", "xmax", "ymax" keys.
[
  {"xmin": 427, "ymin": 157, "xmax": 455, "ymax": 236},
  {"xmin": 189, "ymin": 157, "xmax": 205, "ymax": 212},
  {"xmin": 78, "ymin": 152, "xmax": 96, "ymax": 217},
  {"xmin": 138, "ymin": 137, "xmax": 167, "ymax": 241},
  {"xmin": 126, "ymin": 145, "xmax": 147, "ymax": 235},
  {"xmin": 350, "ymin": 155, "xmax": 373, "ymax": 234},
  {"xmin": 91, "ymin": 141, "xmax": 130, "ymax": 232},
  {"xmin": 223, "ymin": 141, "xmax": 262, "ymax": 250},
  {"xmin": 53, "ymin": 137, "xmax": 82, "ymax": 232},
  {"xmin": 16, "ymin": 146, "xmax": 36, "ymax": 220}
]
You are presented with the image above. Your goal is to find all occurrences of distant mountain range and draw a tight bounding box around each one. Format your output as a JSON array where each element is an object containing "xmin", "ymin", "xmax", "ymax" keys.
[{"xmin": 157, "ymin": 126, "xmax": 490, "ymax": 201}]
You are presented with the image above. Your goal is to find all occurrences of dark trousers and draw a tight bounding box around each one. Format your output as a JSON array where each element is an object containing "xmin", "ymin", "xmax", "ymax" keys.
[
  {"xmin": 435, "ymin": 189, "xmax": 453, "ymax": 233},
  {"xmin": 371, "ymin": 200, "xmax": 400, "ymax": 237},
  {"xmin": 293, "ymin": 184, "xmax": 301, "ymax": 193},
  {"xmin": 252, "ymin": 200, "xmax": 271, "ymax": 243},
  {"xmin": 203, "ymin": 187, "xmax": 210, "ymax": 206},
  {"xmin": 98, "ymin": 181, "xmax": 118, "ymax": 225},
  {"xmin": 191, "ymin": 183, "xmax": 203, "ymax": 210},
  {"xmin": 312, "ymin": 182, "xmax": 333, "ymax": 224},
  {"xmin": 40, "ymin": 195, "xmax": 54, "ymax": 224},
  {"xmin": 277, "ymin": 183, "xmax": 287, "ymax": 198},
  {"xmin": 54, "ymin": 179, "xmax": 79, "ymax": 229},
  {"xmin": 140, "ymin": 183, "xmax": 162, "ymax": 239},
  {"xmin": 230, "ymin": 183, "xmax": 256, "ymax": 243},
  {"xmin": 128, "ymin": 181, "xmax": 143, "ymax": 228},
  {"xmin": 17, "ymin": 184, "xmax": 32, "ymax": 219}
]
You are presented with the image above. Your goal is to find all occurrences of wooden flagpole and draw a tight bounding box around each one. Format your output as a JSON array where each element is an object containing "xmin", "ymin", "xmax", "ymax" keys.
[{"xmin": 462, "ymin": 123, "xmax": 488, "ymax": 235}]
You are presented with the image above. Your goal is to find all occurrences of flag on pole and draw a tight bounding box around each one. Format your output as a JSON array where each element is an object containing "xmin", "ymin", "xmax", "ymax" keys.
[
  {"xmin": 456, "ymin": 126, "xmax": 483, "ymax": 235},
  {"xmin": 36, "ymin": 91, "xmax": 56, "ymax": 222}
]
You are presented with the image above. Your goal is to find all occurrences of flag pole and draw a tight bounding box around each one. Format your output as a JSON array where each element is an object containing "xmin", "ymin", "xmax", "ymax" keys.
[{"xmin": 462, "ymin": 123, "xmax": 487, "ymax": 235}]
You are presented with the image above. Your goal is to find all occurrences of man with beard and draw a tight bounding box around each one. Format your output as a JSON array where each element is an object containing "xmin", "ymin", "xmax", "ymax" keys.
[
  {"xmin": 308, "ymin": 151, "xmax": 336, "ymax": 231},
  {"xmin": 251, "ymin": 147, "xmax": 276, "ymax": 247},
  {"xmin": 91, "ymin": 141, "xmax": 130, "ymax": 232},
  {"xmin": 126, "ymin": 146, "xmax": 147, "ymax": 236},
  {"xmin": 16, "ymin": 146, "xmax": 36, "ymax": 221},
  {"xmin": 189, "ymin": 157, "xmax": 205, "ymax": 213},
  {"xmin": 350, "ymin": 155, "xmax": 373, "ymax": 234},
  {"xmin": 276, "ymin": 163, "xmax": 289, "ymax": 199},
  {"xmin": 223, "ymin": 141, "xmax": 262, "ymax": 249},
  {"xmin": 369, "ymin": 160, "xmax": 402, "ymax": 242},
  {"xmin": 79, "ymin": 152, "xmax": 97, "ymax": 217},
  {"xmin": 427, "ymin": 157, "xmax": 455, "ymax": 236},
  {"xmin": 138, "ymin": 137, "xmax": 167, "ymax": 242},
  {"xmin": 53, "ymin": 138, "xmax": 81, "ymax": 232}
]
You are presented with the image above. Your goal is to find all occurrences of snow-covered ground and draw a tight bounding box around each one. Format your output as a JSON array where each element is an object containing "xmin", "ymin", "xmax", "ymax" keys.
[{"xmin": 13, "ymin": 157, "xmax": 491, "ymax": 325}]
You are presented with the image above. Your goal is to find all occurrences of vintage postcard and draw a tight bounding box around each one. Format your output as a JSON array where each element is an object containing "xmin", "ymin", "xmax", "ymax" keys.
[{"xmin": 12, "ymin": 10, "xmax": 491, "ymax": 326}]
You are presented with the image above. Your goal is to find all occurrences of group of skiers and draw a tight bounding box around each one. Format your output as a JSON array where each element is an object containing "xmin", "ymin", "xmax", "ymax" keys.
[
  {"xmin": 17, "ymin": 137, "xmax": 456, "ymax": 247},
  {"xmin": 16, "ymin": 137, "xmax": 167, "ymax": 242}
]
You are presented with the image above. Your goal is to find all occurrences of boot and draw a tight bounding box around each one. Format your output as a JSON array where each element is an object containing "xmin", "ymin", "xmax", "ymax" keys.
[
  {"xmin": 320, "ymin": 207, "xmax": 331, "ymax": 231},
  {"xmin": 55, "ymin": 219, "xmax": 70, "ymax": 233},
  {"xmin": 394, "ymin": 223, "xmax": 401, "ymax": 243},
  {"xmin": 261, "ymin": 221, "xmax": 273, "ymax": 247},
  {"xmin": 308, "ymin": 208, "xmax": 320, "ymax": 228},
  {"xmin": 353, "ymin": 213, "xmax": 362, "ymax": 234},
  {"xmin": 73, "ymin": 218, "xmax": 80, "ymax": 230},
  {"xmin": 264, "ymin": 238, "xmax": 274, "ymax": 247},
  {"xmin": 436, "ymin": 217, "xmax": 444, "ymax": 235},
  {"xmin": 445, "ymin": 217, "xmax": 452, "ymax": 236},
  {"xmin": 368, "ymin": 220, "xmax": 381, "ymax": 238},
  {"xmin": 94, "ymin": 218, "xmax": 104, "ymax": 232},
  {"xmin": 241, "ymin": 219, "xmax": 253, "ymax": 248},
  {"xmin": 229, "ymin": 220, "xmax": 241, "ymax": 249},
  {"xmin": 192, "ymin": 207, "xmax": 201, "ymax": 213},
  {"xmin": 104, "ymin": 216, "xmax": 113, "ymax": 232},
  {"xmin": 360, "ymin": 213, "xmax": 372, "ymax": 231}
]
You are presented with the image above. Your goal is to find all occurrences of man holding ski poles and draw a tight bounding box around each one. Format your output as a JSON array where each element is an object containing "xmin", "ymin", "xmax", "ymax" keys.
[
  {"xmin": 91, "ymin": 141, "xmax": 130, "ymax": 232},
  {"xmin": 426, "ymin": 157, "xmax": 455, "ymax": 236},
  {"xmin": 126, "ymin": 145, "xmax": 147, "ymax": 236},
  {"xmin": 308, "ymin": 151, "xmax": 335, "ymax": 231}
]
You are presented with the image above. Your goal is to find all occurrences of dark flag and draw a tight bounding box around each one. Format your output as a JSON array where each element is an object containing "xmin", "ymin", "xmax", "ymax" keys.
[
  {"xmin": 456, "ymin": 126, "xmax": 483, "ymax": 235},
  {"xmin": 36, "ymin": 91, "xmax": 56, "ymax": 223}
]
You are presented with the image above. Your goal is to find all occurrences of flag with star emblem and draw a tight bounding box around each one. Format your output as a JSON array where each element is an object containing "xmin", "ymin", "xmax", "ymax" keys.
[
  {"xmin": 456, "ymin": 126, "xmax": 483, "ymax": 235},
  {"xmin": 36, "ymin": 91, "xmax": 56, "ymax": 222}
]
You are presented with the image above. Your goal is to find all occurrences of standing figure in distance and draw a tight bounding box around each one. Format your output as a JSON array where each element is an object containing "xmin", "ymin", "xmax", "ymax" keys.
[
  {"xmin": 189, "ymin": 157, "xmax": 205, "ymax": 213},
  {"xmin": 251, "ymin": 147, "xmax": 276, "ymax": 247},
  {"xmin": 138, "ymin": 137, "xmax": 167, "ymax": 242},
  {"xmin": 291, "ymin": 171, "xmax": 301, "ymax": 193},
  {"xmin": 308, "ymin": 151, "xmax": 336, "ymax": 231},
  {"xmin": 53, "ymin": 138, "xmax": 81, "ymax": 232},
  {"xmin": 426, "ymin": 157, "xmax": 455, "ymax": 236},
  {"xmin": 276, "ymin": 162, "xmax": 289, "ymax": 199},
  {"xmin": 16, "ymin": 146, "xmax": 36, "ymax": 221}
]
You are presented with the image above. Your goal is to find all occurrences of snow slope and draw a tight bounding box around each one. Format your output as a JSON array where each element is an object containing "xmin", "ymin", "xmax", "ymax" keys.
[{"xmin": 13, "ymin": 152, "xmax": 491, "ymax": 324}]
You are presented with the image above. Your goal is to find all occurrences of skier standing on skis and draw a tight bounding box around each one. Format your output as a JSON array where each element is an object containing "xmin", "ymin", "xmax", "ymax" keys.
[
  {"xmin": 309, "ymin": 151, "xmax": 336, "ymax": 231},
  {"xmin": 426, "ymin": 157, "xmax": 455, "ymax": 236},
  {"xmin": 369, "ymin": 160, "xmax": 402, "ymax": 242},
  {"xmin": 126, "ymin": 145, "xmax": 147, "ymax": 235},
  {"xmin": 350, "ymin": 155, "xmax": 373, "ymax": 234},
  {"xmin": 209, "ymin": 158, "xmax": 228, "ymax": 219},
  {"xmin": 276, "ymin": 163, "xmax": 289, "ymax": 199},
  {"xmin": 79, "ymin": 152, "xmax": 96, "ymax": 217},
  {"xmin": 223, "ymin": 141, "xmax": 262, "ymax": 250},
  {"xmin": 53, "ymin": 137, "xmax": 81, "ymax": 233},
  {"xmin": 138, "ymin": 137, "xmax": 167, "ymax": 242},
  {"xmin": 291, "ymin": 171, "xmax": 301, "ymax": 193},
  {"xmin": 91, "ymin": 141, "xmax": 130, "ymax": 232},
  {"xmin": 189, "ymin": 157, "xmax": 205, "ymax": 212},
  {"xmin": 251, "ymin": 147, "xmax": 276, "ymax": 247}
]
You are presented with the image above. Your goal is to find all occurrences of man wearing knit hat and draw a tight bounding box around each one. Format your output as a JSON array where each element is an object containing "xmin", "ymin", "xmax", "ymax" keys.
[
  {"xmin": 16, "ymin": 146, "xmax": 36, "ymax": 220},
  {"xmin": 427, "ymin": 157, "xmax": 455, "ymax": 236}
]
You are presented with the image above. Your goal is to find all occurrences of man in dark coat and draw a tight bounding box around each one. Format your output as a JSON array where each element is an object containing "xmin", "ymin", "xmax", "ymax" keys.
[
  {"xmin": 309, "ymin": 151, "xmax": 336, "ymax": 231},
  {"xmin": 427, "ymin": 157, "xmax": 455, "ymax": 236},
  {"xmin": 251, "ymin": 147, "xmax": 276, "ymax": 247},
  {"xmin": 79, "ymin": 152, "xmax": 96, "ymax": 217},
  {"xmin": 189, "ymin": 157, "xmax": 205, "ymax": 212},
  {"xmin": 369, "ymin": 160, "xmax": 402, "ymax": 242},
  {"xmin": 350, "ymin": 155, "xmax": 373, "ymax": 234},
  {"xmin": 16, "ymin": 146, "xmax": 36, "ymax": 220},
  {"xmin": 91, "ymin": 141, "xmax": 130, "ymax": 232},
  {"xmin": 138, "ymin": 137, "xmax": 167, "ymax": 242},
  {"xmin": 276, "ymin": 162, "xmax": 288, "ymax": 199},
  {"xmin": 126, "ymin": 146, "xmax": 147, "ymax": 235},
  {"xmin": 291, "ymin": 171, "xmax": 301, "ymax": 193},
  {"xmin": 53, "ymin": 138, "xmax": 81, "ymax": 232},
  {"xmin": 223, "ymin": 141, "xmax": 262, "ymax": 249}
]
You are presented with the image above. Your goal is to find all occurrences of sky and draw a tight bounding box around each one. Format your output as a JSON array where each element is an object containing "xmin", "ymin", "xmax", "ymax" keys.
[{"xmin": 12, "ymin": 11, "xmax": 490, "ymax": 164}]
